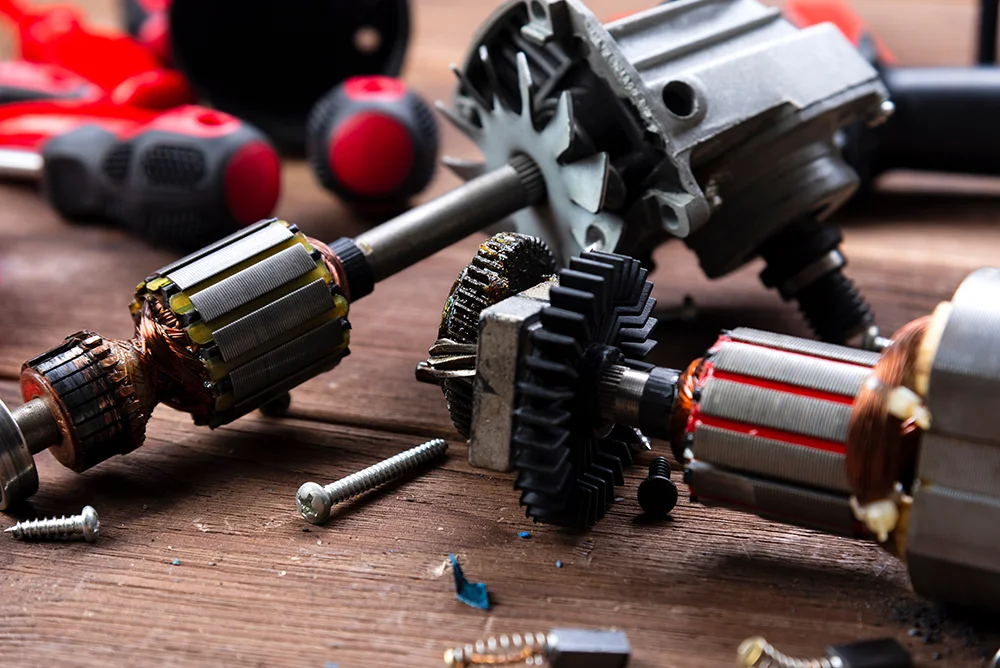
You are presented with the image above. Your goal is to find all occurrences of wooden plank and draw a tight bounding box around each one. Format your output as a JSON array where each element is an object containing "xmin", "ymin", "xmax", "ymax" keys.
[
  {"xmin": 0, "ymin": 0, "xmax": 998, "ymax": 666},
  {"xmin": 2, "ymin": 381, "xmax": 993, "ymax": 668}
]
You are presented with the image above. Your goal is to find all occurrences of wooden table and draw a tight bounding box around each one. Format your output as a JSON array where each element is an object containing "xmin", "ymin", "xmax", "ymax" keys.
[{"xmin": 0, "ymin": 1, "xmax": 998, "ymax": 665}]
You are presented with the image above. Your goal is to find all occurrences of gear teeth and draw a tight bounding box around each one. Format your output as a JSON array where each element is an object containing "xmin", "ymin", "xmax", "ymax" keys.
[
  {"xmin": 513, "ymin": 248, "xmax": 658, "ymax": 529},
  {"xmin": 432, "ymin": 233, "xmax": 555, "ymax": 437}
]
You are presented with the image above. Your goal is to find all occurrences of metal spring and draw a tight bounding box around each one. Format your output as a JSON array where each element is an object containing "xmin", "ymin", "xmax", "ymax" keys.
[
  {"xmin": 737, "ymin": 637, "xmax": 843, "ymax": 668},
  {"xmin": 444, "ymin": 632, "xmax": 551, "ymax": 667}
]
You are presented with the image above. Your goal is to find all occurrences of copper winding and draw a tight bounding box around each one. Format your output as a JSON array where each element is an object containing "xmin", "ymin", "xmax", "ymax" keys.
[
  {"xmin": 669, "ymin": 357, "xmax": 706, "ymax": 461},
  {"xmin": 133, "ymin": 298, "xmax": 213, "ymax": 418},
  {"xmin": 309, "ymin": 237, "xmax": 351, "ymax": 302},
  {"xmin": 845, "ymin": 316, "xmax": 931, "ymax": 505}
]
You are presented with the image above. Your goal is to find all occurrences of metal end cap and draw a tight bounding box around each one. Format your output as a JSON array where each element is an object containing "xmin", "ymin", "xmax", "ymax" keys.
[
  {"xmin": 296, "ymin": 482, "xmax": 333, "ymax": 525},
  {"xmin": 0, "ymin": 399, "xmax": 39, "ymax": 511}
]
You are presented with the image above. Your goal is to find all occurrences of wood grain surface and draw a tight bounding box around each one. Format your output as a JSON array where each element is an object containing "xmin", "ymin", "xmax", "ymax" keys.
[{"xmin": 0, "ymin": 1, "xmax": 998, "ymax": 666}]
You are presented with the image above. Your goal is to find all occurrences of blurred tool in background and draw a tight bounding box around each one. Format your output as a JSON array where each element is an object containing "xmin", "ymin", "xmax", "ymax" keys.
[
  {"xmin": 307, "ymin": 76, "xmax": 438, "ymax": 211},
  {"xmin": 0, "ymin": 105, "xmax": 280, "ymax": 248},
  {"xmin": 0, "ymin": 0, "xmax": 192, "ymax": 109},
  {"xmin": 787, "ymin": 0, "xmax": 1000, "ymax": 194},
  {"xmin": 121, "ymin": 0, "xmax": 171, "ymax": 66},
  {"xmin": 0, "ymin": 60, "xmax": 99, "ymax": 104},
  {"xmin": 0, "ymin": 0, "xmax": 436, "ymax": 244},
  {"xmin": 166, "ymin": 0, "xmax": 411, "ymax": 150}
]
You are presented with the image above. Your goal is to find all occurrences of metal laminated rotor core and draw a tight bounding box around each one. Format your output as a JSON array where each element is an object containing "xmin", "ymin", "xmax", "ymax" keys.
[
  {"xmin": 419, "ymin": 232, "xmax": 556, "ymax": 437},
  {"xmin": 132, "ymin": 218, "xmax": 352, "ymax": 428},
  {"xmin": 513, "ymin": 250, "xmax": 658, "ymax": 528}
]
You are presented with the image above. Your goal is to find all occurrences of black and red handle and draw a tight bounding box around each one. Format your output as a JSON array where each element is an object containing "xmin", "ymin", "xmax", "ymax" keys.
[
  {"xmin": 307, "ymin": 76, "xmax": 438, "ymax": 207},
  {"xmin": 41, "ymin": 106, "xmax": 281, "ymax": 248}
]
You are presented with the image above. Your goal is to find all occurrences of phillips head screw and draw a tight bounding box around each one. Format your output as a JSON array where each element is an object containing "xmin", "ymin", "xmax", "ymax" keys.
[
  {"xmin": 5, "ymin": 505, "xmax": 100, "ymax": 543},
  {"xmin": 297, "ymin": 438, "xmax": 448, "ymax": 525}
]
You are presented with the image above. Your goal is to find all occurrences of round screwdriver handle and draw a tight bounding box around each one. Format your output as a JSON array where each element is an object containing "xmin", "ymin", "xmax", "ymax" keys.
[{"xmin": 307, "ymin": 76, "xmax": 438, "ymax": 207}]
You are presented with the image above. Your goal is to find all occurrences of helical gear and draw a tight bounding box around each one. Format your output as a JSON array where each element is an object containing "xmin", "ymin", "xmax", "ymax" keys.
[
  {"xmin": 512, "ymin": 250, "xmax": 658, "ymax": 528},
  {"xmin": 421, "ymin": 232, "xmax": 556, "ymax": 437}
]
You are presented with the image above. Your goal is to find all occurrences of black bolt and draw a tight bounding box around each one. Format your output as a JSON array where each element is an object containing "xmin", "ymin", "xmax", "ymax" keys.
[{"xmin": 638, "ymin": 457, "xmax": 678, "ymax": 515}]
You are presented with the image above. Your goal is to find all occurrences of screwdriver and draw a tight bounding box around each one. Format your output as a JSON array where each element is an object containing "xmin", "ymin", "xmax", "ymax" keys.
[{"xmin": 0, "ymin": 104, "xmax": 282, "ymax": 248}]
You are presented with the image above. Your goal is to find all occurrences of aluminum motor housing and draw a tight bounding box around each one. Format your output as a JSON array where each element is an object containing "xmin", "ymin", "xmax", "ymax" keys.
[{"xmin": 451, "ymin": 0, "xmax": 889, "ymax": 274}]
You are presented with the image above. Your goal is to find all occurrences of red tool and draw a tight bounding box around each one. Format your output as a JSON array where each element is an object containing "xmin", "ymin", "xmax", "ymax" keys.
[
  {"xmin": 306, "ymin": 76, "xmax": 437, "ymax": 207},
  {"xmin": 122, "ymin": 0, "xmax": 172, "ymax": 66},
  {"xmin": 0, "ymin": 105, "xmax": 281, "ymax": 248},
  {"xmin": 0, "ymin": 0, "xmax": 192, "ymax": 110},
  {"xmin": 0, "ymin": 99, "xmax": 155, "ymax": 150}
]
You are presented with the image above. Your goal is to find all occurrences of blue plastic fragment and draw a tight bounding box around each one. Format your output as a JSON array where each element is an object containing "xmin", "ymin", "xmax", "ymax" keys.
[
  {"xmin": 556, "ymin": 560, "xmax": 563, "ymax": 568},
  {"xmin": 449, "ymin": 554, "xmax": 489, "ymax": 610},
  {"xmin": 172, "ymin": 558, "xmax": 180, "ymax": 566},
  {"xmin": 518, "ymin": 531, "xmax": 531, "ymax": 539},
  {"xmin": 324, "ymin": 663, "xmax": 339, "ymax": 668}
]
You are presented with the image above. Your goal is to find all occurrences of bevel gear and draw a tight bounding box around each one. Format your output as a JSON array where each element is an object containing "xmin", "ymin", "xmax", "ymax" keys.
[
  {"xmin": 417, "ymin": 232, "xmax": 556, "ymax": 436},
  {"xmin": 512, "ymin": 251, "xmax": 657, "ymax": 528},
  {"xmin": 441, "ymin": 50, "xmax": 619, "ymax": 261}
]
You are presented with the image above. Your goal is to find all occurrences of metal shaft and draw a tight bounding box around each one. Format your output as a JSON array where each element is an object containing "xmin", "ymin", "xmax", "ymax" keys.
[
  {"xmin": 5, "ymin": 505, "xmax": 100, "ymax": 543},
  {"xmin": 352, "ymin": 156, "xmax": 544, "ymax": 283},
  {"xmin": 0, "ymin": 148, "xmax": 43, "ymax": 182},
  {"xmin": 11, "ymin": 399, "xmax": 62, "ymax": 455},
  {"xmin": 297, "ymin": 438, "xmax": 448, "ymax": 524}
]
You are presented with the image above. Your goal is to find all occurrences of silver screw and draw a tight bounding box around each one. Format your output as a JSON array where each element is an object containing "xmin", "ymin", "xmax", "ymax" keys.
[
  {"xmin": 297, "ymin": 438, "xmax": 448, "ymax": 524},
  {"xmin": 4, "ymin": 505, "xmax": 100, "ymax": 543}
]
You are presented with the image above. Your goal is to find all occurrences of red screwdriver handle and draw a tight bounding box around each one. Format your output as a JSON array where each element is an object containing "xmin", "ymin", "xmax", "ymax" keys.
[
  {"xmin": 307, "ymin": 76, "xmax": 438, "ymax": 207},
  {"xmin": 41, "ymin": 106, "xmax": 282, "ymax": 248}
]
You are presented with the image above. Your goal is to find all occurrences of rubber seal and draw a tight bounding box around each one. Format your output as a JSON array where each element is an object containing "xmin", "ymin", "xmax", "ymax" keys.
[{"xmin": 329, "ymin": 237, "xmax": 376, "ymax": 301}]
